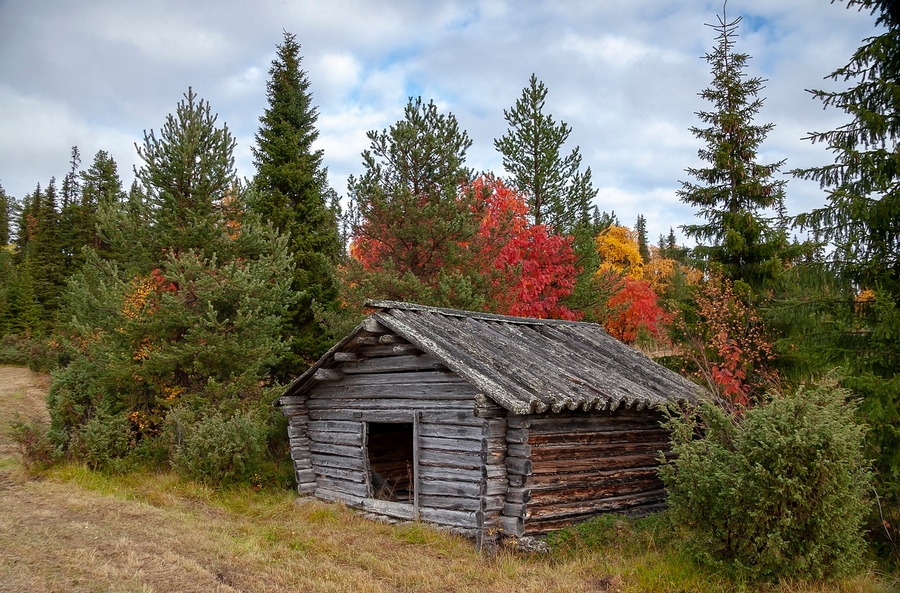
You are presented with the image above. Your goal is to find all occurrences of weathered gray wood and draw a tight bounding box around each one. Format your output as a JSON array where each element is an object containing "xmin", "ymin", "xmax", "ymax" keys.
[
  {"xmin": 506, "ymin": 416, "xmax": 530, "ymax": 429},
  {"xmin": 333, "ymin": 351, "xmax": 360, "ymax": 362},
  {"xmin": 506, "ymin": 428, "xmax": 528, "ymax": 443},
  {"xmin": 295, "ymin": 469, "xmax": 316, "ymax": 483},
  {"xmin": 308, "ymin": 420, "xmax": 360, "ymax": 433},
  {"xmin": 505, "ymin": 487, "xmax": 531, "ymax": 504},
  {"xmin": 499, "ymin": 515, "xmax": 524, "ymax": 537},
  {"xmin": 308, "ymin": 408, "xmax": 479, "ymax": 425},
  {"xmin": 307, "ymin": 398, "xmax": 475, "ymax": 412},
  {"xmin": 315, "ymin": 465, "xmax": 366, "ymax": 483},
  {"xmin": 418, "ymin": 435, "xmax": 481, "ymax": 453},
  {"xmin": 308, "ymin": 430, "xmax": 363, "ymax": 447},
  {"xmin": 339, "ymin": 354, "xmax": 446, "ymax": 375},
  {"xmin": 311, "ymin": 383, "xmax": 475, "ymax": 400},
  {"xmin": 419, "ymin": 494, "xmax": 481, "ymax": 512},
  {"xmin": 418, "ymin": 479, "xmax": 481, "ymax": 498},
  {"xmin": 362, "ymin": 318, "xmax": 390, "ymax": 333},
  {"xmin": 507, "ymin": 443, "xmax": 530, "ymax": 458},
  {"xmin": 419, "ymin": 423, "xmax": 489, "ymax": 440},
  {"xmin": 317, "ymin": 476, "xmax": 370, "ymax": 498},
  {"xmin": 505, "ymin": 457, "xmax": 532, "ymax": 476},
  {"xmin": 280, "ymin": 395, "xmax": 306, "ymax": 406},
  {"xmin": 311, "ymin": 453, "xmax": 365, "ymax": 471},
  {"xmin": 358, "ymin": 343, "xmax": 421, "ymax": 357},
  {"xmin": 308, "ymin": 442, "xmax": 360, "ymax": 457},
  {"xmin": 419, "ymin": 449, "xmax": 482, "ymax": 470},
  {"xmin": 419, "ymin": 465, "xmax": 482, "ymax": 483},
  {"xmin": 314, "ymin": 368, "xmax": 344, "ymax": 381},
  {"xmin": 413, "ymin": 411, "xmax": 420, "ymax": 519},
  {"xmin": 290, "ymin": 454, "xmax": 312, "ymax": 470},
  {"xmin": 314, "ymin": 370, "xmax": 470, "ymax": 387},
  {"xmin": 418, "ymin": 507, "xmax": 479, "ymax": 529},
  {"xmin": 378, "ymin": 334, "xmax": 405, "ymax": 344}
]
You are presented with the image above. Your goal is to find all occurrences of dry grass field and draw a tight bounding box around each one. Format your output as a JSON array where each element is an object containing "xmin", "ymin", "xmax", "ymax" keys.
[{"xmin": 0, "ymin": 365, "xmax": 894, "ymax": 593}]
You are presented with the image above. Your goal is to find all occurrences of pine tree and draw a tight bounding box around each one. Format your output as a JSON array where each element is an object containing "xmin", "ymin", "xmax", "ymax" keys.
[
  {"xmin": 53, "ymin": 88, "xmax": 295, "ymax": 451},
  {"xmin": 22, "ymin": 179, "xmax": 66, "ymax": 324},
  {"xmin": 79, "ymin": 150, "xmax": 125, "ymax": 254},
  {"xmin": 789, "ymin": 0, "xmax": 900, "ymax": 556},
  {"xmin": 678, "ymin": 6, "xmax": 789, "ymax": 290},
  {"xmin": 494, "ymin": 74, "xmax": 596, "ymax": 232},
  {"xmin": 348, "ymin": 96, "xmax": 474, "ymax": 286},
  {"xmin": 251, "ymin": 31, "xmax": 342, "ymax": 369}
]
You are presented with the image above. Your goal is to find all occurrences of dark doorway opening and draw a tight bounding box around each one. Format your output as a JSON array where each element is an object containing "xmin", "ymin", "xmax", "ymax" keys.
[{"xmin": 367, "ymin": 422, "xmax": 414, "ymax": 502}]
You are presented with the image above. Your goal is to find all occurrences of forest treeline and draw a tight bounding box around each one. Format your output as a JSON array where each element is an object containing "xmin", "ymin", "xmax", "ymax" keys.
[{"xmin": 0, "ymin": 0, "xmax": 897, "ymax": 582}]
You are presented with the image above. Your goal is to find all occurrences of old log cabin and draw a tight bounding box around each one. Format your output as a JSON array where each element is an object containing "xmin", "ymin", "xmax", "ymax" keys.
[{"xmin": 276, "ymin": 301, "xmax": 699, "ymax": 543}]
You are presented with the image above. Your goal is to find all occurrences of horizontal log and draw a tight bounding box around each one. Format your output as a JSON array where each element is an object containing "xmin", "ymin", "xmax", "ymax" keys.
[
  {"xmin": 508, "ymin": 474, "xmax": 526, "ymax": 488},
  {"xmin": 315, "ymin": 465, "xmax": 366, "ymax": 483},
  {"xmin": 524, "ymin": 489, "xmax": 667, "ymax": 521},
  {"xmin": 419, "ymin": 449, "xmax": 481, "ymax": 470},
  {"xmin": 308, "ymin": 420, "xmax": 359, "ymax": 433},
  {"xmin": 311, "ymin": 453, "xmax": 365, "ymax": 471},
  {"xmin": 419, "ymin": 435, "xmax": 481, "ymax": 453},
  {"xmin": 529, "ymin": 467, "xmax": 659, "ymax": 488},
  {"xmin": 280, "ymin": 395, "xmax": 306, "ymax": 407},
  {"xmin": 481, "ymin": 496, "xmax": 504, "ymax": 513},
  {"xmin": 419, "ymin": 465, "xmax": 482, "ymax": 483},
  {"xmin": 418, "ymin": 507, "xmax": 479, "ymax": 529},
  {"xmin": 308, "ymin": 442, "xmax": 360, "ymax": 458},
  {"xmin": 290, "ymin": 455, "xmax": 312, "ymax": 470},
  {"xmin": 317, "ymin": 476, "xmax": 370, "ymax": 498},
  {"xmin": 419, "ymin": 423, "xmax": 487, "ymax": 440},
  {"xmin": 527, "ymin": 428, "xmax": 671, "ymax": 446},
  {"xmin": 333, "ymin": 351, "xmax": 360, "ymax": 362},
  {"xmin": 307, "ymin": 398, "xmax": 474, "ymax": 412},
  {"xmin": 419, "ymin": 494, "xmax": 482, "ymax": 512},
  {"xmin": 309, "ymin": 409, "xmax": 475, "ymax": 423},
  {"xmin": 526, "ymin": 415, "xmax": 664, "ymax": 434},
  {"xmin": 312, "ymin": 383, "xmax": 475, "ymax": 401},
  {"xmin": 418, "ymin": 479, "xmax": 481, "ymax": 498},
  {"xmin": 358, "ymin": 343, "xmax": 421, "ymax": 357},
  {"xmin": 314, "ymin": 368, "xmax": 344, "ymax": 381},
  {"xmin": 340, "ymin": 355, "xmax": 444, "ymax": 375},
  {"xmin": 309, "ymin": 430, "xmax": 363, "ymax": 447},
  {"xmin": 280, "ymin": 405, "xmax": 307, "ymax": 417},
  {"xmin": 528, "ymin": 478, "xmax": 663, "ymax": 506},
  {"xmin": 318, "ymin": 370, "xmax": 469, "ymax": 387},
  {"xmin": 529, "ymin": 441, "xmax": 670, "ymax": 462},
  {"xmin": 531, "ymin": 452, "xmax": 672, "ymax": 474},
  {"xmin": 287, "ymin": 413, "xmax": 309, "ymax": 426},
  {"xmin": 507, "ymin": 443, "xmax": 530, "ymax": 458}
]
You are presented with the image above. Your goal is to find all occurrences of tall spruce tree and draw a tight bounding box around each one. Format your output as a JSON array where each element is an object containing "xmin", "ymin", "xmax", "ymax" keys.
[
  {"xmin": 0, "ymin": 180, "xmax": 12, "ymax": 246},
  {"xmin": 252, "ymin": 32, "xmax": 342, "ymax": 370},
  {"xmin": 678, "ymin": 6, "xmax": 789, "ymax": 290},
  {"xmin": 790, "ymin": 0, "xmax": 900, "ymax": 557},
  {"xmin": 494, "ymin": 74, "xmax": 596, "ymax": 233},
  {"xmin": 80, "ymin": 150, "xmax": 125, "ymax": 254}
]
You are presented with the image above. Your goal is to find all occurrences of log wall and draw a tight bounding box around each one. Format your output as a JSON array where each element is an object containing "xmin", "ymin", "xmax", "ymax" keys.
[
  {"xmin": 503, "ymin": 409, "xmax": 671, "ymax": 536},
  {"xmin": 287, "ymin": 328, "xmax": 490, "ymax": 535}
]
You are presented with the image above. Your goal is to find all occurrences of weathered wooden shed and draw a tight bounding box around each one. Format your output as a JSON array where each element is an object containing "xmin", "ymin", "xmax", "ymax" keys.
[{"xmin": 276, "ymin": 301, "xmax": 699, "ymax": 543}]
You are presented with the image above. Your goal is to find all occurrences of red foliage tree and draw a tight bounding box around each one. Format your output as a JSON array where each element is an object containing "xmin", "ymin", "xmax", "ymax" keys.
[
  {"xmin": 345, "ymin": 176, "xmax": 580, "ymax": 319},
  {"xmin": 603, "ymin": 276, "xmax": 671, "ymax": 344}
]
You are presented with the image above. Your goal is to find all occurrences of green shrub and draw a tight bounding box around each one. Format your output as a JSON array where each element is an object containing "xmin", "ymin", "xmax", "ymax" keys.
[
  {"xmin": 75, "ymin": 412, "xmax": 135, "ymax": 472},
  {"xmin": 170, "ymin": 409, "xmax": 267, "ymax": 486},
  {"xmin": 659, "ymin": 383, "xmax": 871, "ymax": 581}
]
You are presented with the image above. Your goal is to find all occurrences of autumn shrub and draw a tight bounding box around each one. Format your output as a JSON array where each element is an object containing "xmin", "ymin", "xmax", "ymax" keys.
[
  {"xmin": 659, "ymin": 383, "xmax": 871, "ymax": 581},
  {"xmin": 170, "ymin": 409, "xmax": 268, "ymax": 486},
  {"xmin": 9, "ymin": 415, "xmax": 58, "ymax": 469}
]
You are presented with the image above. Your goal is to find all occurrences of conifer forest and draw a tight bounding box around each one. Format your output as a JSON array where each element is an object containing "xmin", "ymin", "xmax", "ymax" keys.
[{"xmin": 1, "ymin": 1, "xmax": 898, "ymax": 583}]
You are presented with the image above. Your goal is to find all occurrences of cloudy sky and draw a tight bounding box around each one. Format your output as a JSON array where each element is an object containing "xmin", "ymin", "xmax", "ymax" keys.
[{"xmin": 0, "ymin": 0, "xmax": 881, "ymax": 244}]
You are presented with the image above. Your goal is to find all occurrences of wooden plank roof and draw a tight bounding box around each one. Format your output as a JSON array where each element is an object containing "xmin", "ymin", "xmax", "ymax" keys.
[{"xmin": 281, "ymin": 301, "xmax": 701, "ymax": 414}]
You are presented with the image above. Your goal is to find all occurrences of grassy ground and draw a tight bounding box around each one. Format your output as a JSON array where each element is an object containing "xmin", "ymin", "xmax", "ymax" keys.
[{"xmin": 0, "ymin": 365, "xmax": 895, "ymax": 593}]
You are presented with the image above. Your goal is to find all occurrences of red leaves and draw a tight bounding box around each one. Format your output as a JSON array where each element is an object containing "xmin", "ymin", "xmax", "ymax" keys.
[{"xmin": 603, "ymin": 277, "xmax": 671, "ymax": 343}]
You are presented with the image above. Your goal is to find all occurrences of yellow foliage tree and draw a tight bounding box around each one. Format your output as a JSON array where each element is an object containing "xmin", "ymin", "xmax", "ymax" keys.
[{"xmin": 595, "ymin": 225, "xmax": 643, "ymax": 279}]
